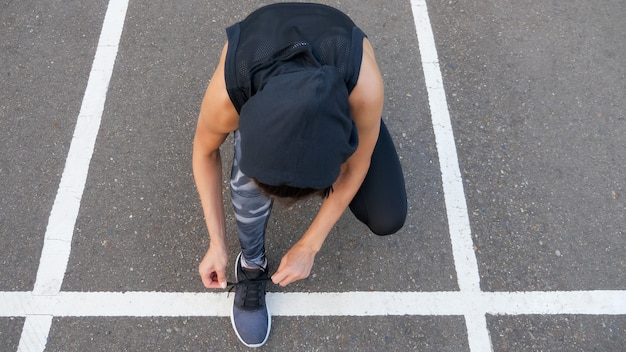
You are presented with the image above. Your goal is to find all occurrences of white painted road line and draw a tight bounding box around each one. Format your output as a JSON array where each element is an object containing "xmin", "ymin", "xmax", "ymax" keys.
[
  {"xmin": 410, "ymin": 0, "xmax": 480, "ymax": 294},
  {"xmin": 17, "ymin": 0, "xmax": 129, "ymax": 351},
  {"xmin": 32, "ymin": 0, "xmax": 128, "ymax": 298},
  {"xmin": 33, "ymin": 0, "xmax": 128, "ymax": 295},
  {"xmin": 410, "ymin": 0, "xmax": 488, "ymax": 350},
  {"xmin": 15, "ymin": 316, "xmax": 52, "ymax": 352},
  {"xmin": 3, "ymin": 291, "xmax": 625, "ymax": 317}
]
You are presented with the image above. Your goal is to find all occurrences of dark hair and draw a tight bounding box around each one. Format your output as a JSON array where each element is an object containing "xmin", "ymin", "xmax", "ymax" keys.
[{"xmin": 253, "ymin": 179, "xmax": 333, "ymax": 203}]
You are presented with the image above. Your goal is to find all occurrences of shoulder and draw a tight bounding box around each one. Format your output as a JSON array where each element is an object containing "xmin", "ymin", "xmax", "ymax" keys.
[
  {"xmin": 349, "ymin": 38, "xmax": 384, "ymax": 126},
  {"xmin": 198, "ymin": 42, "xmax": 239, "ymax": 134}
]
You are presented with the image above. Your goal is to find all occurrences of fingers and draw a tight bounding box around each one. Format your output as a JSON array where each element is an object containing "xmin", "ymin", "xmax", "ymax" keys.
[
  {"xmin": 271, "ymin": 257, "xmax": 291, "ymax": 287},
  {"xmin": 200, "ymin": 272, "xmax": 213, "ymax": 288},
  {"xmin": 271, "ymin": 271, "xmax": 294, "ymax": 287},
  {"xmin": 270, "ymin": 269, "xmax": 290, "ymax": 287},
  {"xmin": 216, "ymin": 269, "xmax": 227, "ymax": 289},
  {"xmin": 198, "ymin": 246, "xmax": 228, "ymax": 289},
  {"xmin": 272, "ymin": 268, "xmax": 309, "ymax": 287},
  {"xmin": 201, "ymin": 269, "xmax": 227, "ymax": 289},
  {"xmin": 271, "ymin": 251, "xmax": 314, "ymax": 287}
]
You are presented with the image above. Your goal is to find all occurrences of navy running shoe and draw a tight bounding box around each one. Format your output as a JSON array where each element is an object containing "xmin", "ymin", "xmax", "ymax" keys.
[{"xmin": 230, "ymin": 252, "xmax": 271, "ymax": 347}]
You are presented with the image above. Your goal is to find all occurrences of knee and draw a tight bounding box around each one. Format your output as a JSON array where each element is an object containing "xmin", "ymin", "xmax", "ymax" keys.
[
  {"xmin": 368, "ymin": 208, "xmax": 407, "ymax": 236},
  {"xmin": 369, "ymin": 220, "xmax": 405, "ymax": 236}
]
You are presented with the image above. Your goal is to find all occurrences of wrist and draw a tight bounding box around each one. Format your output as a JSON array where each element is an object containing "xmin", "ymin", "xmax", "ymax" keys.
[
  {"xmin": 208, "ymin": 238, "xmax": 228, "ymax": 253},
  {"xmin": 297, "ymin": 233, "xmax": 325, "ymax": 254}
]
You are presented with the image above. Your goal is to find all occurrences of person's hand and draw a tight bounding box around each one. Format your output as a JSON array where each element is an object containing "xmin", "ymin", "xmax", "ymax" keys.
[
  {"xmin": 198, "ymin": 245, "xmax": 228, "ymax": 289},
  {"xmin": 271, "ymin": 241, "xmax": 317, "ymax": 287}
]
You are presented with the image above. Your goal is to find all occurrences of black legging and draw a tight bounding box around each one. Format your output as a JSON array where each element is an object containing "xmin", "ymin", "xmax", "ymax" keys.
[{"xmin": 349, "ymin": 121, "xmax": 407, "ymax": 235}]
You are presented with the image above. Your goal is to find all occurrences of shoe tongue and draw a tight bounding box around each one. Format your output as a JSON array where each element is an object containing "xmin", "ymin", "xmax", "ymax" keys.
[{"xmin": 242, "ymin": 266, "xmax": 265, "ymax": 280}]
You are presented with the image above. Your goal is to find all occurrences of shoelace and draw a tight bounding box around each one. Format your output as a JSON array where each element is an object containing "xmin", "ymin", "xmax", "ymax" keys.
[
  {"xmin": 226, "ymin": 277, "xmax": 273, "ymax": 308},
  {"xmin": 226, "ymin": 277, "xmax": 273, "ymax": 291}
]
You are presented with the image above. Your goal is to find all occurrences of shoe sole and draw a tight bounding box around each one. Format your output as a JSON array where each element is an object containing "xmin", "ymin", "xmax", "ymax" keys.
[{"xmin": 230, "ymin": 252, "xmax": 271, "ymax": 348}]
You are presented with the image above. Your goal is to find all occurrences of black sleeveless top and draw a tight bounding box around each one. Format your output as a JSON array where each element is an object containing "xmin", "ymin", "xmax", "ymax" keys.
[{"xmin": 224, "ymin": 3, "xmax": 367, "ymax": 113}]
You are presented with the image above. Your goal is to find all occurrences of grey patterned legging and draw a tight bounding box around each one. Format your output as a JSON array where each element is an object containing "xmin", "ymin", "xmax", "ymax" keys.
[{"xmin": 230, "ymin": 122, "xmax": 407, "ymax": 267}]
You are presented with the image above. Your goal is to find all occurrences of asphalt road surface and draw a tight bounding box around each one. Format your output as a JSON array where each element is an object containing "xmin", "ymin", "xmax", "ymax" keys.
[{"xmin": 1, "ymin": 0, "xmax": 625, "ymax": 351}]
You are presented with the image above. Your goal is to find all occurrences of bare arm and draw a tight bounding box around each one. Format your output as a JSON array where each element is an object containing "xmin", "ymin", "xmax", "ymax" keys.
[
  {"xmin": 271, "ymin": 38, "xmax": 384, "ymax": 286},
  {"xmin": 193, "ymin": 43, "xmax": 239, "ymax": 289}
]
